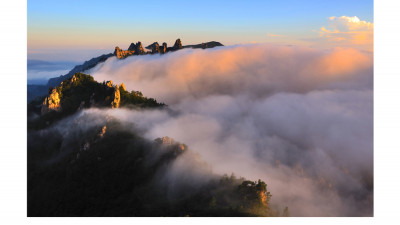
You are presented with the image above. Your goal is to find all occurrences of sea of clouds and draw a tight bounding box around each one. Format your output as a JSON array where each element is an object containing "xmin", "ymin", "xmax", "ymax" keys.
[{"xmin": 80, "ymin": 44, "xmax": 373, "ymax": 216}]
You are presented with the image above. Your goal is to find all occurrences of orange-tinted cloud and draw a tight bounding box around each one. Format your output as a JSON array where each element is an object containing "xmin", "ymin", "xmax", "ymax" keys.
[
  {"xmin": 89, "ymin": 44, "xmax": 372, "ymax": 104},
  {"xmin": 305, "ymin": 47, "xmax": 372, "ymax": 78},
  {"xmin": 85, "ymin": 44, "xmax": 373, "ymax": 216},
  {"xmin": 319, "ymin": 16, "xmax": 373, "ymax": 50}
]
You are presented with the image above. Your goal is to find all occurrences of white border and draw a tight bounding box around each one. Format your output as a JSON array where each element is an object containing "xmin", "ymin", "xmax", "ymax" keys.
[{"xmin": 1, "ymin": 0, "xmax": 400, "ymax": 224}]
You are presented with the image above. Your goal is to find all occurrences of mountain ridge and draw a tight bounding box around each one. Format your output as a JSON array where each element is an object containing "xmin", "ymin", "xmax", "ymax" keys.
[{"xmin": 28, "ymin": 39, "xmax": 223, "ymax": 102}]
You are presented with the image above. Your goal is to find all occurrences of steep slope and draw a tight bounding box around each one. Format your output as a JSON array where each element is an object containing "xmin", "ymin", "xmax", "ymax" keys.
[
  {"xmin": 27, "ymin": 72, "xmax": 279, "ymax": 217},
  {"xmin": 47, "ymin": 54, "xmax": 114, "ymax": 87},
  {"xmin": 28, "ymin": 115, "xmax": 274, "ymax": 216}
]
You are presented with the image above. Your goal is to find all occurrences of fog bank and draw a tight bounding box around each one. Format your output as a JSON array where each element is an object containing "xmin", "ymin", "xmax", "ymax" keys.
[{"xmin": 81, "ymin": 44, "xmax": 373, "ymax": 216}]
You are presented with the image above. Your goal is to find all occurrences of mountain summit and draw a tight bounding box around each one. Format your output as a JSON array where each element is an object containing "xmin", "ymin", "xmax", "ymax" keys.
[{"xmin": 114, "ymin": 38, "xmax": 223, "ymax": 59}]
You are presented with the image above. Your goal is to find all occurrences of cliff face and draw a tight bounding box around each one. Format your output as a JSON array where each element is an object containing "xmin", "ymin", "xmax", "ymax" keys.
[
  {"xmin": 41, "ymin": 88, "xmax": 61, "ymax": 115},
  {"xmin": 111, "ymin": 85, "xmax": 120, "ymax": 108},
  {"xmin": 40, "ymin": 74, "xmax": 122, "ymax": 115}
]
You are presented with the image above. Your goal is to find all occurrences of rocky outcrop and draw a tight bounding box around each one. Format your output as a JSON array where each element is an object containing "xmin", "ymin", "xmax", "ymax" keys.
[
  {"xmin": 146, "ymin": 42, "xmax": 160, "ymax": 53},
  {"xmin": 41, "ymin": 88, "xmax": 61, "ymax": 115},
  {"xmin": 105, "ymin": 80, "xmax": 113, "ymax": 88},
  {"xmin": 111, "ymin": 85, "xmax": 120, "ymax": 108},
  {"xmin": 41, "ymin": 74, "xmax": 123, "ymax": 115},
  {"xmin": 104, "ymin": 81, "xmax": 120, "ymax": 108},
  {"xmin": 128, "ymin": 42, "xmax": 145, "ymax": 54},
  {"xmin": 114, "ymin": 47, "xmax": 135, "ymax": 59},
  {"xmin": 173, "ymin": 38, "xmax": 183, "ymax": 50},
  {"xmin": 120, "ymin": 83, "xmax": 126, "ymax": 92},
  {"xmin": 161, "ymin": 42, "xmax": 167, "ymax": 53},
  {"xmin": 113, "ymin": 39, "xmax": 224, "ymax": 60}
]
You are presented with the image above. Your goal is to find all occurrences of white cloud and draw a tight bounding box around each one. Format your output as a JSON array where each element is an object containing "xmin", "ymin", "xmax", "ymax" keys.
[
  {"xmin": 78, "ymin": 44, "xmax": 373, "ymax": 216},
  {"xmin": 319, "ymin": 16, "xmax": 373, "ymax": 49}
]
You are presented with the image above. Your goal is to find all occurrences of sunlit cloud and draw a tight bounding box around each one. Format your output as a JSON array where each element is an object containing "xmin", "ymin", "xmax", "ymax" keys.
[
  {"xmin": 80, "ymin": 44, "xmax": 373, "ymax": 215},
  {"xmin": 319, "ymin": 16, "xmax": 373, "ymax": 49}
]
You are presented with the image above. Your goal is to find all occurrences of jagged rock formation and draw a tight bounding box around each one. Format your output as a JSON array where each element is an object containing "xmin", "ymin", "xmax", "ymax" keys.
[
  {"xmin": 173, "ymin": 38, "xmax": 183, "ymax": 50},
  {"xmin": 120, "ymin": 83, "xmax": 127, "ymax": 92},
  {"xmin": 146, "ymin": 42, "xmax": 161, "ymax": 53},
  {"xmin": 115, "ymin": 42, "xmax": 146, "ymax": 59},
  {"xmin": 40, "ymin": 74, "xmax": 121, "ymax": 115},
  {"xmin": 111, "ymin": 85, "xmax": 120, "ymax": 108},
  {"xmin": 128, "ymin": 42, "xmax": 145, "ymax": 54},
  {"xmin": 161, "ymin": 42, "xmax": 167, "ymax": 53},
  {"xmin": 30, "ymin": 73, "xmax": 164, "ymax": 129},
  {"xmin": 105, "ymin": 80, "xmax": 113, "ymax": 88},
  {"xmin": 114, "ymin": 47, "xmax": 135, "ymax": 59},
  {"xmin": 41, "ymin": 88, "xmax": 61, "ymax": 115},
  {"xmin": 115, "ymin": 39, "xmax": 224, "ymax": 59}
]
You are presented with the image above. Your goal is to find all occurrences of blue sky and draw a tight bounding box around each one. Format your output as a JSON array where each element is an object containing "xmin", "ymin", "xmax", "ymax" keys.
[{"xmin": 28, "ymin": 0, "xmax": 373, "ymax": 61}]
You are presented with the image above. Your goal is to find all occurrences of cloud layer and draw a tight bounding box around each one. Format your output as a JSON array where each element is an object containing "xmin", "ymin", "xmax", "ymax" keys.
[
  {"xmin": 320, "ymin": 16, "xmax": 373, "ymax": 50},
  {"xmin": 83, "ymin": 44, "xmax": 373, "ymax": 216}
]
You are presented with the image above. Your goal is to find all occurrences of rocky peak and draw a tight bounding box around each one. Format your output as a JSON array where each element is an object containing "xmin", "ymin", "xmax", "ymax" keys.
[
  {"xmin": 161, "ymin": 42, "xmax": 167, "ymax": 53},
  {"xmin": 173, "ymin": 38, "xmax": 183, "ymax": 50},
  {"xmin": 127, "ymin": 43, "xmax": 135, "ymax": 51},
  {"xmin": 41, "ymin": 88, "xmax": 61, "ymax": 115},
  {"xmin": 146, "ymin": 42, "xmax": 160, "ymax": 53},
  {"xmin": 113, "ymin": 39, "xmax": 224, "ymax": 60},
  {"xmin": 106, "ymin": 80, "xmax": 113, "ymax": 88},
  {"xmin": 114, "ymin": 46, "xmax": 135, "ymax": 59},
  {"xmin": 128, "ymin": 42, "xmax": 145, "ymax": 54},
  {"xmin": 136, "ymin": 41, "xmax": 145, "ymax": 54},
  {"xmin": 120, "ymin": 83, "xmax": 127, "ymax": 92}
]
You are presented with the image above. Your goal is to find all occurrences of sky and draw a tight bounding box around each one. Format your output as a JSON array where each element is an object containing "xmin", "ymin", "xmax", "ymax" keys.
[{"xmin": 28, "ymin": 0, "xmax": 373, "ymax": 62}]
